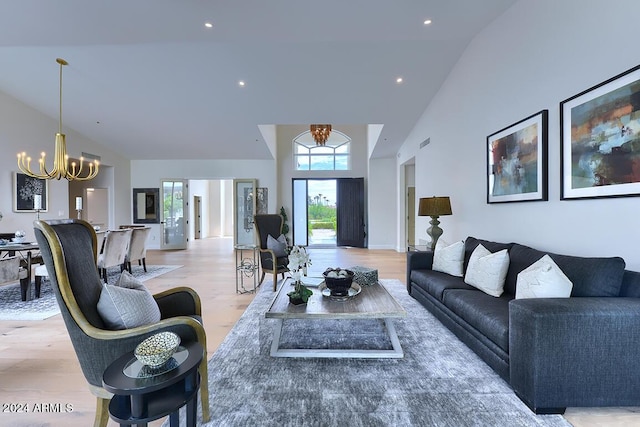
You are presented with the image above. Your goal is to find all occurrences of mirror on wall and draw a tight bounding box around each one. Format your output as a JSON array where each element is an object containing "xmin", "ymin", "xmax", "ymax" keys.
[
  {"xmin": 233, "ymin": 179, "xmax": 256, "ymax": 246},
  {"xmin": 133, "ymin": 188, "xmax": 160, "ymax": 224}
]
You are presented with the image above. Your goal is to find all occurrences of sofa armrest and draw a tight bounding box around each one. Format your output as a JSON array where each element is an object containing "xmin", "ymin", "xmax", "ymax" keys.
[
  {"xmin": 509, "ymin": 297, "xmax": 640, "ymax": 413},
  {"xmin": 406, "ymin": 251, "xmax": 434, "ymax": 292}
]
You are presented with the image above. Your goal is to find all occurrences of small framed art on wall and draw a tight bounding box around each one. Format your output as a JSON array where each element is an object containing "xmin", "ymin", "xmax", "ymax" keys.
[{"xmin": 487, "ymin": 110, "xmax": 548, "ymax": 204}]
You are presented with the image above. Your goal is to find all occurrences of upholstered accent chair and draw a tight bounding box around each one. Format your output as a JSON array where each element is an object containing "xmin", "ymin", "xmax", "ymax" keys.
[
  {"xmin": 34, "ymin": 219, "xmax": 210, "ymax": 427},
  {"xmin": 96, "ymin": 228, "xmax": 131, "ymax": 283},
  {"xmin": 125, "ymin": 227, "xmax": 151, "ymax": 273},
  {"xmin": 0, "ymin": 256, "xmax": 28, "ymax": 299},
  {"xmin": 254, "ymin": 214, "xmax": 289, "ymax": 291}
]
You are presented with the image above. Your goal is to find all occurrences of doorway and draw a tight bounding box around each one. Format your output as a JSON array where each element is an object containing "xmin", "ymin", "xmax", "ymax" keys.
[
  {"xmin": 84, "ymin": 188, "xmax": 108, "ymax": 230},
  {"xmin": 292, "ymin": 178, "xmax": 365, "ymax": 248},
  {"xmin": 407, "ymin": 186, "xmax": 415, "ymax": 247},
  {"xmin": 308, "ymin": 180, "xmax": 337, "ymax": 246},
  {"xmin": 193, "ymin": 196, "xmax": 202, "ymax": 239},
  {"xmin": 292, "ymin": 179, "xmax": 336, "ymax": 247}
]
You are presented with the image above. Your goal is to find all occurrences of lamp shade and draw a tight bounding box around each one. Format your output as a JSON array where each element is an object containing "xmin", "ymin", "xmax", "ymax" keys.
[{"xmin": 418, "ymin": 197, "xmax": 452, "ymax": 216}]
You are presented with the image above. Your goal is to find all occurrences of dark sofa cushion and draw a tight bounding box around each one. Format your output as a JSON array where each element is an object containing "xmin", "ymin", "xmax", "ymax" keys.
[
  {"xmin": 463, "ymin": 236, "xmax": 513, "ymax": 275},
  {"xmin": 442, "ymin": 288, "xmax": 511, "ymax": 353},
  {"xmin": 507, "ymin": 243, "xmax": 626, "ymax": 297},
  {"xmin": 410, "ymin": 269, "xmax": 476, "ymax": 301}
]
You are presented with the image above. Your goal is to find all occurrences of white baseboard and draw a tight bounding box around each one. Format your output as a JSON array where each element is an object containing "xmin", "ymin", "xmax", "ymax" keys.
[{"xmin": 367, "ymin": 244, "xmax": 396, "ymax": 250}]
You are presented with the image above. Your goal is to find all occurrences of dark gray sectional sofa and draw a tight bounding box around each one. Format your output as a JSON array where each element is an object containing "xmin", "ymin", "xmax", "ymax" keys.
[{"xmin": 406, "ymin": 236, "xmax": 640, "ymax": 414}]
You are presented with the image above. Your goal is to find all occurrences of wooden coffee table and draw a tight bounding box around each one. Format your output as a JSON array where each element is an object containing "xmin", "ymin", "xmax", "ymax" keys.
[{"xmin": 265, "ymin": 279, "xmax": 406, "ymax": 358}]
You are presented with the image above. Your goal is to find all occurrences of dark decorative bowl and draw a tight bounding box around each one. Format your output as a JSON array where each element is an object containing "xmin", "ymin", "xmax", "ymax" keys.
[{"xmin": 323, "ymin": 268, "xmax": 354, "ymax": 296}]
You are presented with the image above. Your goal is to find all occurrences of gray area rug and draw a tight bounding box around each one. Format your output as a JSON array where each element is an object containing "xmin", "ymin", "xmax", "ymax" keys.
[
  {"xmin": 168, "ymin": 279, "xmax": 572, "ymax": 427},
  {"xmin": 0, "ymin": 264, "xmax": 182, "ymax": 321}
]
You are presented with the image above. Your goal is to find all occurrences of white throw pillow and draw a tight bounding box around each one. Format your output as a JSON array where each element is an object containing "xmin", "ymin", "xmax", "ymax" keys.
[
  {"xmin": 432, "ymin": 239, "xmax": 464, "ymax": 277},
  {"xmin": 516, "ymin": 254, "xmax": 573, "ymax": 299},
  {"xmin": 464, "ymin": 244, "xmax": 510, "ymax": 297},
  {"xmin": 97, "ymin": 271, "xmax": 161, "ymax": 330},
  {"xmin": 267, "ymin": 234, "xmax": 288, "ymax": 258}
]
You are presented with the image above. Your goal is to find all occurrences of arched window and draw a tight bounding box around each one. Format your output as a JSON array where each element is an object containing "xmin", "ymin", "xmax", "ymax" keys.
[{"xmin": 294, "ymin": 130, "xmax": 351, "ymax": 171}]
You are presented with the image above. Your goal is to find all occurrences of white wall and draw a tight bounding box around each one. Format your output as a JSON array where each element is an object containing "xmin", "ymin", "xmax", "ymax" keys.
[
  {"xmin": 130, "ymin": 159, "xmax": 277, "ymax": 249},
  {"xmin": 0, "ymin": 91, "xmax": 130, "ymax": 241},
  {"xmin": 208, "ymin": 180, "xmax": 222, "ymax": 237},
  {"xmin": 368, "ymin": 157, "xmax": 397, "ymax": 249},
  {"xmin": 222, "ymin": 180, "xmax": 233, "ymax": 236},
  {"xmin": 398, "ymin": 0, "xmax": 640, "ymax": 270}
]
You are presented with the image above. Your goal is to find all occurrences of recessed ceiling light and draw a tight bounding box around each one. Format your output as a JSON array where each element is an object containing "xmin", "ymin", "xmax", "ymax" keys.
[
  {"xmin": 423, "ymin": 19, "xmax": 432, "ymax": 25},
  {"xmin": 396, "ymin": 77, "xmax": 403, "ymax": 84},
  {"xmin": 238, "ymin": 80, "xmax": 246, "ymax": 87},
  {"xmin": 204, "ymin": 22, "xmax": 213, "ymax": 28}
]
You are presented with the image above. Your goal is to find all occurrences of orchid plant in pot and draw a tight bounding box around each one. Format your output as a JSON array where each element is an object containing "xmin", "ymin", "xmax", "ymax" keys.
[{"xmin": 287, "ymin": 245, "xmax": 312, "ymax": 305}]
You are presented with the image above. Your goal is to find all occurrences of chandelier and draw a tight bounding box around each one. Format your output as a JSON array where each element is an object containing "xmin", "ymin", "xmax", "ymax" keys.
[
  {"xmin": 17, "ymin": 58, "xmax": 99, "ymax": 181},
  {"xmin": 310, "ymin": 124, "xmax": 332, "ymax": 146}
]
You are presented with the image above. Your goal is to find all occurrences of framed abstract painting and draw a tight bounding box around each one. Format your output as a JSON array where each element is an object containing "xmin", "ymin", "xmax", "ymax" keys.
[
  {"xmin": 487, "ymin": 110, "xmax": 548, "ymax": 204},
  {"xmin": 561, "ymin": 64, "xmax": 640, "ymax": 200}
]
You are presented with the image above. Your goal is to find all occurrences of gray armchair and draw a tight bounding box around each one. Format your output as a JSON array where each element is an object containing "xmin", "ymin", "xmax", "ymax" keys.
[
  {"xmin": 254, "ymin": 214, "xmax": 289, "ymax": 291},
  {"xmin": 34, "ymin": 219, "xmax": 210, "ymax": 427}
]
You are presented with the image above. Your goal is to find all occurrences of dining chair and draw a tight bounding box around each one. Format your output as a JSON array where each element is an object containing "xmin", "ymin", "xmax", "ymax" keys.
[
  {"xmin": 34, "ymin": 263, "xmax": 49, "ymax": 298},
  {"xmin": 0, "ymin": 256, "xmax": 28, "ymax": 299},
  {"xmin": 34, "ymin": 219, "xmax": 210, "ymax": 427},
  {"xmin": 96, "ymin": 229, "xmax": 131, "ymax": 283},
  {"xmin": 254, "ymin": 214, "xmax": 289, "ymax": 291},
  {"xmin": 95, "ymin": 230, "xmax": 106, "ymax": 254},
  {"xmin": 125, "ymin": 227, "xmax": 151, "ymax": 273}
]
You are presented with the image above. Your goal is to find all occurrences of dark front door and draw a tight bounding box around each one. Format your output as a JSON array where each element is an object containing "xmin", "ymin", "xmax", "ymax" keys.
[{"xmin": 336, "ymin": 178, "xmax": 366, "ymax": 247}]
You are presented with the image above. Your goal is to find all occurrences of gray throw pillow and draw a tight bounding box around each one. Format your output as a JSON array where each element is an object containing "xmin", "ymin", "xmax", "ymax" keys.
[
  {"xmin": 97, "ymin": 270, "xmax": 161, "ymax": 330},
  {"xmin": 267, "ymin": 234, "xmax": 287, "ymax": 258}
]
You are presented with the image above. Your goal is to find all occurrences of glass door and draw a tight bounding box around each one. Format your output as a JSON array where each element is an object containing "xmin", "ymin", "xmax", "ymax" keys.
[
  {"xmin": 160, "ymin": 179, "xmax": 188, "ymax": 250},
  {"xmin": 292, "ymin": 178, "xmax": 337, "ymax": 247}
]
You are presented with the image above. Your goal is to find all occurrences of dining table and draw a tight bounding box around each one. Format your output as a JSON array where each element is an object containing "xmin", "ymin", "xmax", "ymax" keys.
[{"xmin": 0, "ymin": 241, "xmax": 41, "ymax": 301}]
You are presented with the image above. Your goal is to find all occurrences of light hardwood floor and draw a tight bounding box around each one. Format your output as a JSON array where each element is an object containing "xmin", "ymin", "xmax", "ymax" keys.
[{"xmin": 0, "ymin": 237, "xmax": 637, "ymax": 426}]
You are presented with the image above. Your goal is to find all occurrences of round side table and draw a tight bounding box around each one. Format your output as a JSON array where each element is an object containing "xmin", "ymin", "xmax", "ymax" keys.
[{"xmin": 102, "ymin": 340, "xmax": 203, "ymax": 427}]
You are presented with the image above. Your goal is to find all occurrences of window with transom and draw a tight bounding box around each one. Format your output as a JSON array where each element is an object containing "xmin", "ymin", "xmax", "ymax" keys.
[{"xmin": 294, "ymin": 130, "xmax": 351, "ymax": 171}]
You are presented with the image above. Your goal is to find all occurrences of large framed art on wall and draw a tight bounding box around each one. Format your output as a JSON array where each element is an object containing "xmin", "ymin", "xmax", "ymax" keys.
[
  {"xmin": 561, "ymin": 64, "xmax": 640, "ymax": 200},
  {"xmin": 487, "ymin": 110, "xmax": 548, "ymax": 204}
]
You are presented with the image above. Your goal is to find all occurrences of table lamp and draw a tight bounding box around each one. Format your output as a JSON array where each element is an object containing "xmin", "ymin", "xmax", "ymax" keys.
[
  {"xmin": 418, "ymin": 196, "xmax": 452, "ymax": 250},
  {"xmin": 75, "ymin": 196, "xmax": 83, "ymax": 220}
]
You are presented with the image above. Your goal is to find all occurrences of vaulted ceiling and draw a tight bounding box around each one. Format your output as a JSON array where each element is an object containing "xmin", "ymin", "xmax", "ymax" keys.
[{"xmin": 0, "ymin": 0, "xmax": 516, "ymax": 161}]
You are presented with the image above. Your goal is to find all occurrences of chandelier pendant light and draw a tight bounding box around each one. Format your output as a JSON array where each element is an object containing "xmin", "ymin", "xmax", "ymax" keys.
[
  {"xmin": 17, "ymin": 58, "xmax": 99, "ymax": 181},
  {"xmin": 310, "ymin": 124, "xmax": 332, "ymax": 146}
]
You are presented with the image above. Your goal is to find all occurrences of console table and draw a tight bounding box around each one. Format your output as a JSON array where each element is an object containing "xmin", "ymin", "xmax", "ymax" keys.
[
  {"xmin": 102, "ymin": 341, "xmax": 202, "ymax": 427},
  {"xmin": 234, "ymin": 244, "xmax": 259, "ymax": 293}
]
